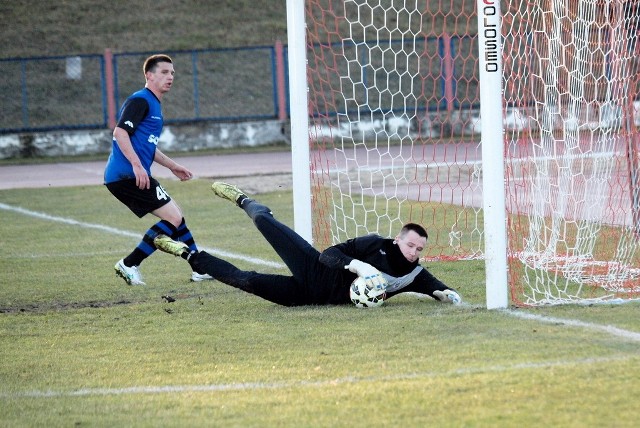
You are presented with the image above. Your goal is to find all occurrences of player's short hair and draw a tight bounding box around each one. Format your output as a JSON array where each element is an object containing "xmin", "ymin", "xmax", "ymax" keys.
[
  {"xmin": 143, "ymin": 54, "xmax": 173, "ymax": 74},
  {"xmin": 400, "ymin": 222, "xmax": 428, "ymax": 240}
]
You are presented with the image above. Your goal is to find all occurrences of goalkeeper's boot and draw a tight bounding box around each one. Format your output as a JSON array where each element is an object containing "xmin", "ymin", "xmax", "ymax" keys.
[
  {"xmin": 211, "ymin": 182, "xmax": 248, "ymax": 206},
  {"xmin": 115, "ymin": 259, "xmax": 145, "ymax": 286},
  {"xmin": 433, "ymin": 289, "xmax": 462, "ymax": 305},
  {"xmin": 153, "ymin": 234, "xmax": 189, "ymax": 258}
]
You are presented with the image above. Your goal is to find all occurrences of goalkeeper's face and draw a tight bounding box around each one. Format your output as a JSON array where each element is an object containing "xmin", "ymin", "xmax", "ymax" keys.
[{"xmin": 395, "ymin": 230, "xmax": 427, "ymax": 263}]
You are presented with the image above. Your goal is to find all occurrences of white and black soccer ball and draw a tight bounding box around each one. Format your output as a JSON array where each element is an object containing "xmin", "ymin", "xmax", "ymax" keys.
[{"xmin": 349, "ymin": 277, "xmax": 386, "ymax": 308}]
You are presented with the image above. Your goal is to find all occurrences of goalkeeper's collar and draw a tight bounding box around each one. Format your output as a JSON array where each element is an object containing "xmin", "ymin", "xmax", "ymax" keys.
[{"xmin": 384, "ymin": 239, "xmax": 419, "ymax": 274}]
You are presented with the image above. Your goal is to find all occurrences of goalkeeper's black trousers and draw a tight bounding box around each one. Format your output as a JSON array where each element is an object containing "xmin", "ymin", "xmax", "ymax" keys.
[{"xmin": 189, "ymin": 199, "xmax": 347, "ymax": 306}]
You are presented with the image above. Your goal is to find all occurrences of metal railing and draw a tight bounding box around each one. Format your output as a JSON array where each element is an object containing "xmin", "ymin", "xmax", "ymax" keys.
[
  {"xmin": 0, "ymin": 45, "xmax": 288, "ymax": 134},
  {"xmin": 0, "ymin": 37, "xmax": 475, "ymax": 135}
]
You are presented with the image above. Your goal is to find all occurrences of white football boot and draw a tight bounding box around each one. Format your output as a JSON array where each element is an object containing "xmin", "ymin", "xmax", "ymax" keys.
[{"xmin": 115, "ymin": 259, "xmax": 145, "ymax": 286}]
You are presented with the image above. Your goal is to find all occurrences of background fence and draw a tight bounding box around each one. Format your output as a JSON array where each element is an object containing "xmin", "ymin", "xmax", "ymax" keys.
[{"xmin": 0, "ymin": 37, "xmax": 473, "ymax": 135}]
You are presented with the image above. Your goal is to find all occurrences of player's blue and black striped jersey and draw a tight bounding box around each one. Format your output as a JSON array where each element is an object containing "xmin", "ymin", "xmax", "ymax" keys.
[{"xmin": 104, "ymin": 88, "xmax": 163, "ymax": 184}]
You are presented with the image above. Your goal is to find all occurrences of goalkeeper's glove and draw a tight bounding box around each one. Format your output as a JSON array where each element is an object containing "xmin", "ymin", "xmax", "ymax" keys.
[
  {"xmin": 346, "ymin": 259, "xmax": 388, "ymax": 288},
  {"xmin": 433, "ymin": 289, "xmax": 462, "ymax": 305}
]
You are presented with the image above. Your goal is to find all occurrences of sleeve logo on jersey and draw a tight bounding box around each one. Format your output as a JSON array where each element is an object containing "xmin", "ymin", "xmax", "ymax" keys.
[
  {"xmin": 124, "ymin": 120, "xmax": 134, "ymax": 128},
  {"xmin": 148, "ymin": 134, "xmax": 159, "ymax": 145}
]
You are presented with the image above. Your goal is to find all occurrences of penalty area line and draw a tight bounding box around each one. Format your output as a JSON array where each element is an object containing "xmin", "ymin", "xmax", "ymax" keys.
[
  {"xmin": 1, "ymin": 354, "xmax": 634, "ymax": 399},
  {"xmin": 0, "ymin": 202, "xmax": 284, "ymax": 269}
]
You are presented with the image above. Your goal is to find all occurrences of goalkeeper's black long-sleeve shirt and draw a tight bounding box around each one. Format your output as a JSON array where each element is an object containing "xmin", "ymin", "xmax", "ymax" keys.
[{"xmin": 319, "ymin": 234, "xmax": 449, "ymax": 303}]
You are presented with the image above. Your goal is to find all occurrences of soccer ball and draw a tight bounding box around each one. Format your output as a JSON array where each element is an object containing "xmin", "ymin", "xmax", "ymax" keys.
[{"xmin": 349, "ymin": 277, "xmax": 386, "ymax": 308}]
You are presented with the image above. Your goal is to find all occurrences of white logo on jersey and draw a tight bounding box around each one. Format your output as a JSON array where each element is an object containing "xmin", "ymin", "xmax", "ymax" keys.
[
  {"xmin": 148, "ymin": 134, "xmax": 159, "ymax": 145},
  {"xmin": 124, "ymin": 120, "xmax": 133, "ymax": 128}
]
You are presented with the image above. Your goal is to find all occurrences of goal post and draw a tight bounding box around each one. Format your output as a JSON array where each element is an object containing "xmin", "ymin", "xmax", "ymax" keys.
[
  {"xmin": 290, "ymin": 0, "xmax": 640, "ymax": 307},
  {"xmin": 286, "ymin": 0, "xmax": 313, "ymax": 244},
  {"xmin": 477, "ymin": 0, "xmax": 508, "ymax": 309}
]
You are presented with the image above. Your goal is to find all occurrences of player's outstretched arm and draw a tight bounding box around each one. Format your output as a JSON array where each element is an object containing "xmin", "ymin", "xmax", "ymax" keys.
[
  {"xmin": 153, "ymin": 149, "xmax": 193, "ymax": 181},
  {"xmin": 389, "ymin": 269, "xmax": 461, "ymax": 304},
  {"xmin": 419, "ymin": 269, "xmax": 461, "ymax": 304}
]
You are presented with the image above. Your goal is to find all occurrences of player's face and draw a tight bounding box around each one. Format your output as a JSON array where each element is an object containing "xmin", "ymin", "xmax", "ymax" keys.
[
  {"xmin": 395, "ymin": 230, "xmax": 427, "ymax": 263},
  {"xmin": 146, "ymin": 61, "xmax": 175, "ymax": 94}
]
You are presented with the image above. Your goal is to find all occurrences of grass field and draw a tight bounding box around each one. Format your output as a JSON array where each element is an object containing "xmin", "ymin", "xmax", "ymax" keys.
[
  {"xmin": 1, "ymin": 179, "xmax": 639, "ymax": 427},
  {"xmin": 2, "ymin": 2, "xmax": 638, "ymax": 425}
]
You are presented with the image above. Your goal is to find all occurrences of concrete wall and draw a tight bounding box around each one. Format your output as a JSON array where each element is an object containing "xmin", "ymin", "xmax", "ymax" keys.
[
  {"xmin": 6, "ymin": 104, "xmax": 631, "ymax": 160},
  {"xmin": 0, "ymin": 120, "xmax": 289, "ymax": 160}
]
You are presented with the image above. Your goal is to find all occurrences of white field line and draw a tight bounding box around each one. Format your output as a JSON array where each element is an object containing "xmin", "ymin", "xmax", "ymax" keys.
[
  {"xmin": 502, "ymin": 309, "xmax": 640, "ymax": 342},
  {"xmin": 0, "ymin": 354, "xmax": 635, "ymax": 399},
  {"xmin": 0, "ymin": 202, "xmax": 284, "ymax": 269},
  {"xmin": 449, "ymin": 302, "xmax": 640, "ymax": 343}
]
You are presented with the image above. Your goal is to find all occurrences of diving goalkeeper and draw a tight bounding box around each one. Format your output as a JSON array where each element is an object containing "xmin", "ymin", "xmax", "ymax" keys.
[{"xmin": 153, "ymin": 182, "xmax": 461, "ymax": 307}]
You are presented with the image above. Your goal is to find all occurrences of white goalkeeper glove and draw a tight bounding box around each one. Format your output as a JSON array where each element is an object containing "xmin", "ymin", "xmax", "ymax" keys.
[
  {"xmin": 346, "ymin": 259, "xmax": 388, "ymax": 288},
  {"xmin": 433, "ymin": 289, "xmax": 461, "ymax": 305}
]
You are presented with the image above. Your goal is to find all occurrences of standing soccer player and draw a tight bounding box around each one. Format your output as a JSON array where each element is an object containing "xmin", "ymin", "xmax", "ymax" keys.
[{"xmin": 104, "ymin": 54, "xmax": 212, "ymax": 285}]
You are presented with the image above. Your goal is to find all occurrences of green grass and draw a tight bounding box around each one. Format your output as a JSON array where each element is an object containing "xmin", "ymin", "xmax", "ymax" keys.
[
  {"xmin": 0, "ymin": 1, "xmax": 289, "ymax": 59},
  {"xmin": 0, "ymin": 1, "xmax": 477, "ymax": 60},
  {"xmin": 1, "ymin": 180, "xmax": 639, "ymax": 427}
]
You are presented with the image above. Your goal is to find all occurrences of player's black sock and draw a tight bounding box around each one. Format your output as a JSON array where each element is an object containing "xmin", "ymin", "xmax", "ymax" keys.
[
  {"xmin": 172, "ymin": 218, "xmax": 206, "ymax": 273},
  {"xmin": 123, "ymin": 248, "xmax": 146, "ymax": 267},
  {"xmin": 172, "ymin": 218, "xmax": 197, "ymax": 250},
  {"xmin": 184, "ymin": 250, "xmax": 197, "ymax": 262},
  {"xmin": 125, "ymin": 220, "xmax": 178, "ymax": 266}
]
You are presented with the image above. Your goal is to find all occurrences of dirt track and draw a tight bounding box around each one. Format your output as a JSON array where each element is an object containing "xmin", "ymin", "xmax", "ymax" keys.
[{"xmin": 0, "ymin": 151, "xmax": 294, "ymax": 191}]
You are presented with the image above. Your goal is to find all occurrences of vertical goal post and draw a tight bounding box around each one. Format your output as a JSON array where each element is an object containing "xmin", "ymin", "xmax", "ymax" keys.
[
  {"xmin": 477, "ymin": 0, "xmax": 509, "ymax": 309},
  {"xmin": 286, "ymin": 0, "xmax": 313, "ymax": 244}
]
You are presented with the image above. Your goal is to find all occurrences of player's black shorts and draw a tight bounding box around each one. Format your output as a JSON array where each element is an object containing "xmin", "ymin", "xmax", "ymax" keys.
[{"xmin": 105, "ymin": 177, "xmax": 172, "ymax": 218}]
